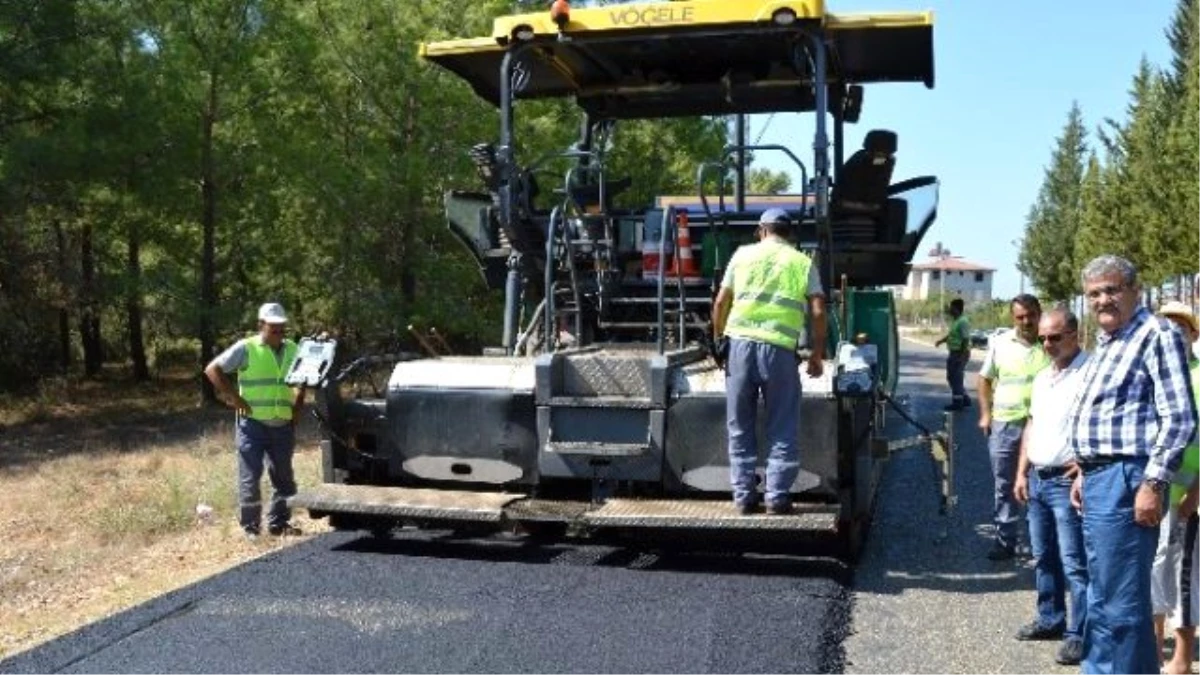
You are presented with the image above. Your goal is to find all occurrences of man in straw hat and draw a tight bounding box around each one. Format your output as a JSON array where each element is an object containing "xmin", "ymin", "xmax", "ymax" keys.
[{"xmin": 1151, "ymin": 300, "xmax": 1200, "ymax": 674}]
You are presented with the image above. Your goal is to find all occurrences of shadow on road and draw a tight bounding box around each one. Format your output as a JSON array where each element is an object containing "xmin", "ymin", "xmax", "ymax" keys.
[{"xmin": 334, "ymin": 530, "xmax": 852, "ymax": 583}]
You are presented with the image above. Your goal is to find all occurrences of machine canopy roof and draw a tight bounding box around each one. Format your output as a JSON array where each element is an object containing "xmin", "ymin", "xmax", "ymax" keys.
[{"xmin": 420, "ymin": 0, "xmax": 934, "ymax": 119}]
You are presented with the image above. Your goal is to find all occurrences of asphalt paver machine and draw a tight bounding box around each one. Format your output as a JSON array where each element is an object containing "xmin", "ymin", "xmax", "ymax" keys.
[{"xmin": 290, "ymin": 0, "xmax": 948, "ymax": 558}]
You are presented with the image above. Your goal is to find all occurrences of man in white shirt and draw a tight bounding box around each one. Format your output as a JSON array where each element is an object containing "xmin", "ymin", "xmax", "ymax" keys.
[{"xmin": 1012, "ymin": 306, "xmax": 1090, "ymax": 666}]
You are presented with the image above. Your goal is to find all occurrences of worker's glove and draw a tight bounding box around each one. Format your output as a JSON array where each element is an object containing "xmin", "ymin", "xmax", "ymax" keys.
[{"xmin": 710, "ymin": 337, "xmax": 730, "ymax": 370}]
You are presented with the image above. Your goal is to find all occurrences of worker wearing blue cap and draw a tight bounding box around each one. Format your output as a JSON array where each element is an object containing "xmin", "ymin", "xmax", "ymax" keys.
[{"xmin": 711, "ymin": 208, "xmax": 827, "ymax": 515}]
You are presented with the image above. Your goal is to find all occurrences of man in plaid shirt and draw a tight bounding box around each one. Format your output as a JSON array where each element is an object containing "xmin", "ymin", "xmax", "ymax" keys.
[{"xmin": 1066, "ymin": 255, "xmax": 1198, "ymax": 674}]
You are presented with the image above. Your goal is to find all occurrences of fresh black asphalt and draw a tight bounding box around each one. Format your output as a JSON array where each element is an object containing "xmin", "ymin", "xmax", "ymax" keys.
[
  {"xmin": 4, "ymin": 343, "xmax": 981, "ymax": 675},
  {"xmin": 3, "ymin": 523, "xmax": 855, "ymax": 673}
]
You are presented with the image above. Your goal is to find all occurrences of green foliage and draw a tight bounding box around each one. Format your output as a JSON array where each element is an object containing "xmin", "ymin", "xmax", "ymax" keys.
[
  {"xmin": 1019, "ymin": 103, "xmax": 1086, "ymax": 302},
  {"xmin": 1026, "ymin": 4, "xmax": 1198, "ymax": 298},
  {"xmin": 747, "ymin": 167, "xmax": 792, "ymax": 195},
  {"xmin": 0, "ymin": 0, "xmax": 736, "ymax": 391},
  {"xmin": 1146, "ymin": 0, "xmax": 1200, "ymax": 281}
]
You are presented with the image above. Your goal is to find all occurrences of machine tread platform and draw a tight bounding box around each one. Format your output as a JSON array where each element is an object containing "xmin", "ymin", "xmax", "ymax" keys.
[
  {"xmin": 581, "ymin": 499, "xmax": 839, "ymax": 531},
  {"xmin": 290, "ymin": 484, "xmax": 521, "ymax": 523}
]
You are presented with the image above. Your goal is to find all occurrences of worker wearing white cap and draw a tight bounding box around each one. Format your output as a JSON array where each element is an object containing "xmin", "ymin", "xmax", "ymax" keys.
[
  {"xmin": 204, "ymin": 302, "xmax": 306, "ymax": 540},
  {"xmin": 711, "ymin": 208, "xmax": 826, "ymax": 516}
]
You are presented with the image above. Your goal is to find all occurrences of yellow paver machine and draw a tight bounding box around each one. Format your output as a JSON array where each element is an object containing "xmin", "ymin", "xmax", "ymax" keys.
[{"xmin": 290, "ymin": 0, "xmax": 951, "ymax": 559}]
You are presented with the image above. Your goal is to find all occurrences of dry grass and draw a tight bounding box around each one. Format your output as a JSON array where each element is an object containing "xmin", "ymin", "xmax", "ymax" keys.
[{"xmin": 0, "ymin": 372, "xmax": 331, "ymax": 660}]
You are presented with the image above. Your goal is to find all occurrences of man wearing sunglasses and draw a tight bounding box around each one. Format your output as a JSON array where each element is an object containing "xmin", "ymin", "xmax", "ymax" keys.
[
  {"xmin": 1011, "ymin": 307, "xmax": 1089, "ymax": 666},
  {"xmin": 978, "ymin": 293, "xmax": 1051, "ymax": 561},
  {"xmin": 1066, "ymin": 255, "xmax": 1197, "ymax": 674},
  {"xmin": 205, "ymin": 302, "xmax": 306, "ymax": 541}
]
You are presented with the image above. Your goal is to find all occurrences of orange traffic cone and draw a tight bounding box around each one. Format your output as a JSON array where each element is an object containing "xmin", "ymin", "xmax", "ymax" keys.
[{"xmin": 670, "ymin": 210, "xmax": 700, "ymax": 277}]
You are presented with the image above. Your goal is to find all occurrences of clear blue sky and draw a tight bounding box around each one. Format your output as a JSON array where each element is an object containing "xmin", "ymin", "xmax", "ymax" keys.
[{"xmin": 753, "ymin": 0, "xmax": 1178, "ymax": 299}]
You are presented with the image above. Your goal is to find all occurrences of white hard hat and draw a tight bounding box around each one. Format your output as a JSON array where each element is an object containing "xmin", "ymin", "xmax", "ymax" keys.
[{"xmin": 257, "ymin": 302, "xmax": 288, "ymax": 324}]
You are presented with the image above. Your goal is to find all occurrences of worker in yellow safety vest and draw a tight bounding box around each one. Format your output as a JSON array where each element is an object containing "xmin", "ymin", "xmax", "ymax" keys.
[
  {"xmin": 205, "ymin": 302, "xmax": 306, "ymax": 541},
  {"xmin": 1151, "ymin": 300, "xmax": 1200, "ymax": 675},
  {"xmin": 978, "ymin": 294, "xmax": 1050, "ymax": 561},
  {"xmin": 711, "ymin": 208, "xmax": 827, "ymax": 517}
]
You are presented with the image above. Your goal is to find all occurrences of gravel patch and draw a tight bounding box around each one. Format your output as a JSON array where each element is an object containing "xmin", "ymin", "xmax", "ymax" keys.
[{"xmin": 847, "ymin": 341, "xmax": 1075, "ymax": 674}]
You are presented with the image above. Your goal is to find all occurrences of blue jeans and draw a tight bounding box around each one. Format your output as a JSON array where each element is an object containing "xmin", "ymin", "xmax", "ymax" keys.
[
  {"xmin": 1080, "ymin": 458, "xmax": 1159, "ymax": 675},
  {"xmin": 1027, "ymin": 471, "xmax": 1088, "ymax": 639},
  {"xmin": 725, "ymin": 338, "xmax": 800, "ymax": 507},
  {"xmin": 988, "ymin": 420, "xmax": 1025, "ymax": 549},
  {"xmin": 236, "ymin": 417, "xmax": 297, "ymax": 533}
]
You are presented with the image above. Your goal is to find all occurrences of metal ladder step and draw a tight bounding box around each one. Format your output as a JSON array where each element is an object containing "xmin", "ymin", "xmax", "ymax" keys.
[
  {"xmin": 609, "ymin": 297, "xmax": 711, "ymax": 305},
  {"xmin": 548, "ymin": 395, "xmax": 656, "ymax": 408},
  {"xmin": 544, "ymin": 441, "xmax": 650, "ymax": 456}
]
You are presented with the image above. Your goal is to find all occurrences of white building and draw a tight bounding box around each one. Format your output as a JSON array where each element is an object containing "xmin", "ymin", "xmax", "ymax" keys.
[{"xmin": 897, "ymin": 244, "xmax": 995, "ymax": 304}]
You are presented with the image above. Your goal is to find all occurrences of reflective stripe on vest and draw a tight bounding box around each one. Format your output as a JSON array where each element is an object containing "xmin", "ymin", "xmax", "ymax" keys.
[
  {"xmin": 239, "ymin": 337, "xmax": 298, "ymax": 421},
  {"xmin": 1170, "ymin": 359, "xmax": 1200, "ymax": 505},
  {"xmin": 946, "ymin": 316, "xmax": 969, "ymax": 351},
  {"xmin": 724, "ymin": 241, "xmax": 813, "ymax": 350},
  {"xmin": 991, "ymin": 334, "xmax": 1050, "ymax": 422}
]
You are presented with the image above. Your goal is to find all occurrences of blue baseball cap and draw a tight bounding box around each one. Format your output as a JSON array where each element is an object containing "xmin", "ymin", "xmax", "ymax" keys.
[{"xmin": 759, "ymin": 208, "xmax": 791, "ymax": 226}]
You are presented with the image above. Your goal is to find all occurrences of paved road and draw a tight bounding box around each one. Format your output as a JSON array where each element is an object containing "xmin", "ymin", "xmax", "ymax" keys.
[
  {"xmin": 847, "ymin": 339, "xmax": 1073, "ymax": 674},
  {"xmin": 1, "ymin": 342, "xmax": 1061, "ymax": 674}
]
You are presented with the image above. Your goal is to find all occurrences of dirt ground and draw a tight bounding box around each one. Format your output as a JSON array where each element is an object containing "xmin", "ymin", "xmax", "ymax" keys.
[{"xmin": 0, "ymin": 375, "xmax": 330, "ymax": 660}]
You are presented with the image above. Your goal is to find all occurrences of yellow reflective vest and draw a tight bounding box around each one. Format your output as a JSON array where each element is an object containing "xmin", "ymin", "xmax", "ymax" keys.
[
  {"xmin": 1169, "ymin": 359, "xmax": 1200, "ymax": 505},
  {"xmin": 239, "ymin": 336, "xmax": 298, "ymax": 422},
  {"xmin": 723, "ymin": 239, "xmax": 814, "ymax": 350},
  {"xmin": 985, "ymin": 330, "xmax": 1050, "ymax": 422}
]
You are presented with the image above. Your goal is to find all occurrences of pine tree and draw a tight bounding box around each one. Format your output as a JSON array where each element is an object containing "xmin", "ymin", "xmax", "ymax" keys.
[
  {"xmin": 1163, "ymin": 0, "xmax": 1197, "ymax": 103},
  {"xmin": 1147, "ymin": 0, "xmax": 1200, "ymax": 284},
  {"xmin": 1021, "ymin": 103, "xmax": 1088, "ymax": 302},
  {"xmin": 1080, "ymin": 59, "xmax": 1161, "ymax": 277}
]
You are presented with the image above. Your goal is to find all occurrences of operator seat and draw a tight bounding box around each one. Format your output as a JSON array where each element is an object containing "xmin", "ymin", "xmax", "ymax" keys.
[{"xmin": 832, "ymin": 129, "xmax": 897, "ymax": 216}]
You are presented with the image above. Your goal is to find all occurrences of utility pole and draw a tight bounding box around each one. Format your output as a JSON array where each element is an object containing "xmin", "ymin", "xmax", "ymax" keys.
[{"xmin": 939, "ymin": 263, "xmax": 946, "ymax": 328}]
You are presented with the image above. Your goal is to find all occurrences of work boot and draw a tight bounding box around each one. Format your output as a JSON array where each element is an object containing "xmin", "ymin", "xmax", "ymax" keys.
[
  {"xmin": 734, "ymin": 501, "xmax": 760, "ymax": 516},
  {"xmin": 986, "ymin": 541, "xmax": 1016, "ymax": 561},
  {"xmin": 1055, "ymin": 638, "xmax": 1083, "ymax": 665},
  {"xmin": 268, "ymin": 523, "xmax": 303, "ymax": 537},
  {"xmin": 1014, "ymin": 620, "xmax": 1065, "ymax": 641},
  {"xmin": 765, "ymin": 501, "xmax": 794, "ymax": 516}
]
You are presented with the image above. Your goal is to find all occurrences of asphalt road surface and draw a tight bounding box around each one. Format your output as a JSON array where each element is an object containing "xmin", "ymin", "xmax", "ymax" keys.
[{"xmin": 1, "ymin": 341, "xmax": 1058, "ymax": 674}]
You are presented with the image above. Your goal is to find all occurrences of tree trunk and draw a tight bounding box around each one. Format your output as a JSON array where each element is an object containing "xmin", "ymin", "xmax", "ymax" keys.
[
  {"xmin": 399, "ymin": 88, "xmax": 418, "ymax": 306},
  {"xmin": 199, "ymin": 67, "xmax": 220, "ymax": 403},
  {"xmin": 126, "ymin": 216, "xmax": 149, "ymax": 381},
  {"xmin": 79, "ymin": 221, "xmax": 103, "ymax": 377},
  {"xmin": 53, "ymin": 219, "xmax": 71, "ymax": 371}
]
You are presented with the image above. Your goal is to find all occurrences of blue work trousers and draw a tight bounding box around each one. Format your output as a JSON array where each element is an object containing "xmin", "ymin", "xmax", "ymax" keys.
[
  {"xmin": 946, "ymin": 350, "xmax": 969, "ymax": 400},
  {"xmin": 1080, "ymin": 458, "xmax": 1159, "ymax": 675},
  {"xmin": 1027, "ymin": 471, "xmax": 1089, "ymax": 640},
  {"xmin": 236, "ymin": 417, "xmax": 297, "ymax": 533},
  {"xmin": 725, "ymin": 338, "xmax": 800, "ymax": 507},
  {"xmin": 988, "ymin": 420, "xmax": 1025, "ymax": 549}
]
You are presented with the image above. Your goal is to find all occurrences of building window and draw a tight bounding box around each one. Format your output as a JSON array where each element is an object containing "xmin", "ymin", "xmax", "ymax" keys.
[
  {"xmin": 975, "ymin": 272, "xmax": 984, "ymax": 282},
  {"xmin": 931, "ymin": 270, "xmax": 941, "ymax": 280}
]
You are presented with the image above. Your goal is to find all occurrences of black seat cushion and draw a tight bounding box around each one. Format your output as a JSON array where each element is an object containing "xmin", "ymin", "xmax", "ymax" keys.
[{"xmin": 832, "ymin": 129, "xmax": 897, "ymax": 215}]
